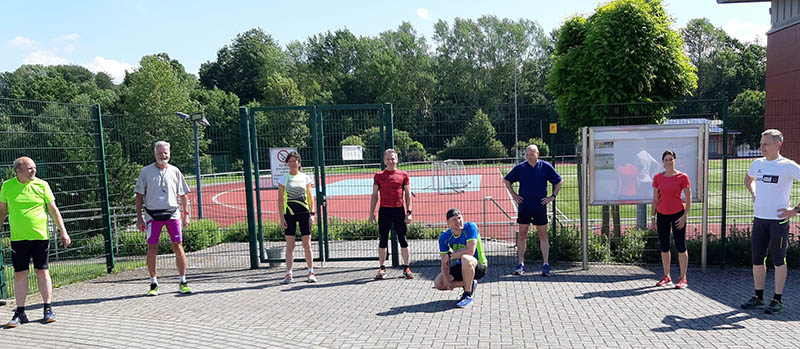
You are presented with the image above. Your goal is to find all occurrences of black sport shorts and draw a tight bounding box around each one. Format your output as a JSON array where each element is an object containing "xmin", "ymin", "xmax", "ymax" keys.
[{"xmin": 11, "ymin": 240, "xmax": 50, "ymax": 271}]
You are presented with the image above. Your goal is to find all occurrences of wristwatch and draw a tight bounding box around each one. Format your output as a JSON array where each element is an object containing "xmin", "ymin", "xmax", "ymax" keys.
[
  {"xmin": 447, "ymin": 251, "xmax": 452, "ymax": 258},
  {"xmin": 794, "ymin": 207, "xmax": 800, "ymax": 214},
  {"xmin": 310, "ymin": 212, "xmax": 316, "ymax": 216},
  {"xmin": 407, "ymin": 209, "xmax": 413, "ymax": 215}
]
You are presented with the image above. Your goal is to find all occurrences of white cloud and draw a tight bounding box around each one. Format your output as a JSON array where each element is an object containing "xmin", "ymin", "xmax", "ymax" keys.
[
  {"xmin": 723, "ymin": 19, "xmax": 769, "ymax": 45},
  {"xmin": 84, "ymin": 56, "xmax": 137, "ymax": 84},
  {"xmin": 55, "ymin": 33, "xmax": 80, "ymax": 42},
  {"xmin": 8, "ymin": 36, "xmax": 36, "ymax": 49},
  {"xmin": 417, "ymin": 8, "xmax": 431, "ymax": 20},
  {"xmin": 23, "ymin": 50, "xmax": 69, "ymax": 65},
  {"xmin": 63, "ymin": 44, "xmax": 76, "ymax": 53}
]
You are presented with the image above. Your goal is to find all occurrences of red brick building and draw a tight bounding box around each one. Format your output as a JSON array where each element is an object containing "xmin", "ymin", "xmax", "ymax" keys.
[{"xmin": 720, "ymin": 0, "xmax": 800, "ymax": 159}]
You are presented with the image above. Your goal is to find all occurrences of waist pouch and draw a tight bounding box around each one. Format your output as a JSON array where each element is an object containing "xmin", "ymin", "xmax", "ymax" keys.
[{"xmin": 146, "ymin": 208, "xmax": 177, "ymax": 221}]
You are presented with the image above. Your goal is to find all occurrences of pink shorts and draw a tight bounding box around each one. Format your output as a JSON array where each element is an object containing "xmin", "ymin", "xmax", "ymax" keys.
[{"xmin": 146, "ymin": 219, "xmax": 182, "ymax": 245}]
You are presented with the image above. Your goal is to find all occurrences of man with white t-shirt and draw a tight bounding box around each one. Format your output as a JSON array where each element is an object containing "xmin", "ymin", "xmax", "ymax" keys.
[{"xmin": 741, "ymin": 129, "xmax": 800, "ymax": 314}]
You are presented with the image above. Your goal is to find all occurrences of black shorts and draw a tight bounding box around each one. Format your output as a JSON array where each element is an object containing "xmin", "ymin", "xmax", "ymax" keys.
[
  {"xmin": 11, "ymin": 240, "xmax": 50, "ymax": 271},
  {"xmin": 284, "ymin": 213, "xmax": 311, "ymax": 236},
  {"xmin": 517, "ymin": 210, "xmax": 548, "ymax": 226},
  {"xmin": 450, "ymin": 262, "xmax": 487, "ymax": 281},
  {"xmin": 751, "ymin": 217, "xmax": 790, "ymax": 266}
]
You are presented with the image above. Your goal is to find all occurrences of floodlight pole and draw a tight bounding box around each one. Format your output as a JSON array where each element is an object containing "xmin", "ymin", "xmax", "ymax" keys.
[
  {"xmin": 193, "ymin": 121, "xmax": 203, "ymax": 219},
  {"xmin": 514, "ymin": 56, "xmax": 519, "ymax": 161}
]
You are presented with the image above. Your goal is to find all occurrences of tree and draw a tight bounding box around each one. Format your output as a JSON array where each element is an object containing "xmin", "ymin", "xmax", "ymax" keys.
[
  {"xmin": 117, "ymin": 53, "xmax": 200, "ymax": 169},
  {"xmin": 728, "ymin": 89, "xmax": 765, "ymax": 148},
  {"xmin": 360, "ymin": 126, "xmax": 430, "ymax": 162},
  {"xmin": 437, "ymin": 109, "xmax": 506, "ymax": 160},
  {"xmin": 547, "ymin": 0, "xmax": 697, "ymax": 131},
  {"xmin": 199, "ymin": 28, "xmax": 289, "ymax": 103}
]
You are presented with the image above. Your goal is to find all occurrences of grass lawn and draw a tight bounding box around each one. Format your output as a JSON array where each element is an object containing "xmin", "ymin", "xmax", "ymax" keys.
[{"xmin": 3, "ymin": 259, "xmax": 145, "ymax": 298}]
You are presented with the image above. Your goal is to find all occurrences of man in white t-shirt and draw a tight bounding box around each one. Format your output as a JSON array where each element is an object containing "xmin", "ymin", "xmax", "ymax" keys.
[
  {"xmin": 741, "ymin": 129, "xmax": 800, "ymax": 314},
  {"xmin": 135, "ymin": 141, "xmax": 192, "ymax": 296}
]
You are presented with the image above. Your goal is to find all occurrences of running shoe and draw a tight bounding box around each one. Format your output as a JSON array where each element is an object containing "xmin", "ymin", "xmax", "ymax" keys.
[
  {"xmin": 282, "ymin": 274, "xmax": 293, "ymax": 284},
  {"xmin": 146, "ymin": 283, "xmax": 159, "ymax": 296},
  {"xmin": 43, "ymin": 308, "xmax": 56, "ymax": 323},
  {"xmin": 764, "ymin": 299, "xmax": 784, "ymax": 314},
  {"xmin": 674, "ymin": 277, "xmax": 688, "ymax": 289},
  {"xmin": 375, "ymin": 267, "xmax": 386, "ymax": 280},
  {"xmin": 179, "ymin": 282, "xmax": 193, "ymax": 294},
  {"xmin": 741, "ymin": 296, "xmax": 765, "ymax": 309},
  {"xmin": 542, "ymin": 263, "xmax": 551, "ymax": 277},
  {"xmin": 655, "ymin": 275, "xmax": 673, "ymax": 287},
  {"xmin": 513, "ymin": 263, "xmax": 524, "ymax": 275},
  {"xmin": 307, "ymin": 272, "xmax": 318, "ymax": 283},
  {"xmin": 6, "ymin": 310, "xmax": 28, "ymax": 328},
  {"xmin": 403, "ymin": 267, "xmax": 414, "ymax": 279},
  {"xmin": 456, "ymin": 293, "xmax": 473, "ymax": 308}
]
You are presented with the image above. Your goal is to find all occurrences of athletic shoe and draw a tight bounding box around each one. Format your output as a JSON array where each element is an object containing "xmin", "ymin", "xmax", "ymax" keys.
[
  {"xmin": 375, "ymin": 267, "xmax": 386, "ymax": 280},
  {"xmin": 764, "ymin": 299, "xmax": 784, "ymax": 314},
  {"xmin": 6, "ymin": 311, "xmax": 28, "ymax": 328},
  {"xmin": 179, "ymin": 282, "xmax": 193, "ymax": 294},
  {"xmin": 146, "ymin": 283, "xmax": 159, "ymax": 296},
  {"xmin": 470, "ymin": 279, "xmax": 478, "ymax": 296},
  {"xmin": 542, "ymin": 263, "xmax": 551, "ymax": 277},
  {"xmin": 674, "ymin": 277, "xmax": 688, "ymax": 289},
  {"xmin": 741, "ymin": 296, "xmax": 765, "ymax": 309},
  {"xmin": 655, "ymin": 275, "xmax": 673, "ymax": 287},
  {"xmin": 43, "ymin": 308, "xmax": 56, "ymax": 323},
  {"xmin": 282, "ymin": 274, "xmax": 293, "ymax": 284},
  {"xmin": 513, "ymin": 263, "xmax": 524, "ymax": 275},
  {"xmin": 403, "ymin": 267, "xmax": 414, "ymax": 279},
  {"xmin": 307, "ymin": 272, "xmax": 318, "ymax": 283},
  {"xmin": 456, "ymin": 293, "xmax": 473, "ymax": 308}
]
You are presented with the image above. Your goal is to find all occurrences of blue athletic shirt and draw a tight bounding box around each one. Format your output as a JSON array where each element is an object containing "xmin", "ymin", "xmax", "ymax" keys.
[
  {"xmin": 504, "ymin": 160, "xmax": 562, "ymax": 213},
  {"xmin": 438, "ymin": 222, "xmax": 488, "ymax": 266}
]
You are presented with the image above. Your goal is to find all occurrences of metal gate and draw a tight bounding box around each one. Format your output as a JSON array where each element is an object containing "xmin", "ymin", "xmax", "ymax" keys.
[{"xmin": 239, "ymin": 104, "xmax": 395, "ymax": 268}]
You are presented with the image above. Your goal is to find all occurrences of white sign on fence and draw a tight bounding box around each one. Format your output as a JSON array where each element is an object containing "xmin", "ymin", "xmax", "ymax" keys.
[
  {"xmin": 269, "ymin": 147, "xmax": 296, "ymax": 188},
  {"xmin": 342, "ymin": 145, "xmax": 364, "ymax": 161}
]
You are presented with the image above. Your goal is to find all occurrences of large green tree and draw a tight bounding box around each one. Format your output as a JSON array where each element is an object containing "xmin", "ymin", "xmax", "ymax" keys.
[
  {"xmin": 548, "ymin": 0, "xmax": 697, "ymax": 131},
  {"xmin": 199, "ymin": 28, "xmax": 290, "ymax": 103},
  {"xmin": 728, "ymin": 89, "xmax": 765, "ymax": 148}
]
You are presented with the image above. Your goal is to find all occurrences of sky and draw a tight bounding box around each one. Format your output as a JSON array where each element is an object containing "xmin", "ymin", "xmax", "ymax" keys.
[{"xmin": 1, "ymin": 0, "xmax": 772, "ymax": 84}]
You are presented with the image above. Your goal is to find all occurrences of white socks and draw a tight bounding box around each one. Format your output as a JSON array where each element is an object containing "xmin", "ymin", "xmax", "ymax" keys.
[
  {"xmin": 151, "ymin": 277, "xmax": 158, "ymax": 284},
  {"xmin": 179, "ymin": 275, "xmax": 186, "ymax": 283}
]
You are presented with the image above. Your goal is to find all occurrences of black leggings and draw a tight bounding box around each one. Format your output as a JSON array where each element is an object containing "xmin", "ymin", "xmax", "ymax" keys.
[
  {"xmin": 751, "ymin": 218, "xmax": 789, "ymax": 266},
  {"xmin": 656, "ymin": 210, "xmax": 686, "ymax": 253},
  {"xmin": 378, "ymin": 207, "xmax": 408, "ymax": 248},
  {"xmin": 284, "ymin": 213, "xmax": 311, "ymax": 236}
]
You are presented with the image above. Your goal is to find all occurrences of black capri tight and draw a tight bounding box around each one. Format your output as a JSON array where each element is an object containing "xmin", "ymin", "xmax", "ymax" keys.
[
  {"xmin": 751, "ymin": 218, "xmax": 789, "ymax": 267},
  {"xmin": 656, "ymin": 210, "xmax": 686, "ymax": 253},
  {"xmin": 378, "ymin": 207, "xmax": 408, "ymax": 248}
]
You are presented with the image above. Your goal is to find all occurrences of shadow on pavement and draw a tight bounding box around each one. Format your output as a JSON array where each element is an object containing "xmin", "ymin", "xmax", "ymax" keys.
[
  {"xmin": 575, "ymin": 285, "xmax": 670, "ymax": 299},
  {"xmin": 652, "ymin": 310, "xmax": 754, "ymax": 332},
  {"xmin": 376, "ymin": 299, "xmax": 456, "ymax": 316}
]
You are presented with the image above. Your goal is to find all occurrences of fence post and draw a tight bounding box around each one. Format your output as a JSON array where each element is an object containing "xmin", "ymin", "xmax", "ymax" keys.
[
  {"xmin": 95, "ymin": 105, "xmax": 115, "ymax": 273},
  {"xmin": 720, "ymin": 98, "xmax": 729, "ymax": 269},
  {"xmin": 318, "ymin": 107, "xmax": 331, "ymax": 261},
  {"xmin": 310, "ymin": 106, "xmax": 325, "ymax": 264},
  {"xmin": 250, "ymin": 109, "xmax": 265, "ymax": 263},
  {"xmin": 240, "ymin": 107, "xmax": 259, "ymax": 269},
  {"xmin": 549, "ymin": 104, "xmax": 558, "ymax": 258}
]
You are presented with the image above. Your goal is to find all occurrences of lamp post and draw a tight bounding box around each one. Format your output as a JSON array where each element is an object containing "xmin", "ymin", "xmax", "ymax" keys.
[{"xmin": 176, "ymin": 112, "xmax": 210, "ymax": 219}]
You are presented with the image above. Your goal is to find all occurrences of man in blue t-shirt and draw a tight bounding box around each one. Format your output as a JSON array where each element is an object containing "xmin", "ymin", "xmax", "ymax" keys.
[
  {"xmin": 434, "ymin": 208, "xmax": 488, "ymax": 308},
  {"xmin": 503, "ymin": 144, "xmax": 563, "ymax": 276}
]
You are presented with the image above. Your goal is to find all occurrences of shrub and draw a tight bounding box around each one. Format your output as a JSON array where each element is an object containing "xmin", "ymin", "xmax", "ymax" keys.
[
  {"xmin": 79, "ymin": 234, "xmax": 107, "ymax": 258},
  {"xmin": 182, "ymin": 219, "xmax": 220, "ymax": 252},
  {"xmin": 615, "ymin": 228, "xmax": 650, "ymax": 263},
  {"xmin": 223, "ymin": 222, "xmax": 249, "ymax": 242},
  {"xmin": 524, "ymin": 224, "xmax": 612, "ymax": 263},
  {"xmin": 407, "ymin": 223, "xmax": 440, "ymax": 240}
]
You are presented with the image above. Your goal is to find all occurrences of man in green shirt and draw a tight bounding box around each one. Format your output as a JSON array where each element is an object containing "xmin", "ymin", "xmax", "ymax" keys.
[{"xmin": 0, "ymin": 157, "xmax": 70, "ymax": 328}]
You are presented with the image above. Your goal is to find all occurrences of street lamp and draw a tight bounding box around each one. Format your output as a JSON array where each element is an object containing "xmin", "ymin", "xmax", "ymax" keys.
[{"xmin": 176, "ymin": 112, "xmax": 210, "ymax": 219}]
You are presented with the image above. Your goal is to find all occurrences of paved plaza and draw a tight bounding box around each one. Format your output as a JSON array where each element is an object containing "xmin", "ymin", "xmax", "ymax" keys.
[{"xmin": 2, "ymin": 263, "xmax": 800, "ymax": 348}]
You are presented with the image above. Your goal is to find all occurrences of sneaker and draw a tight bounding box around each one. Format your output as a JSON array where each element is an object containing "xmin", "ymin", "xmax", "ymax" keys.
[
  {"xmin": 282, "ymin": 274, "xmax": 293, "ymax": 284},
  {"xmin": 456, "ymin": 293, "xmax": 473, "ymax": 308},
  {"xmin": 146, "ymin": 283, "xmax": 159, "ymax": 296},
  {"xmin": 542, "ymin": 263, "xmax": 551, "ymax": 277},
  {"xmin": 178, "ymin": 282, "xmax": 193, "ymax": 294},
  {"xmin": 403, "ymin": 267, "xmax": 414, "ymax": 279},
  {"xmin": 764, "ymin": 299, "xmax": 784, "ymax": 314},
  {"xmin": 307, "ymin": 272, "xmax": 318, "ymax": 283},
  {"xmin": 674, "ymin": 277, "xmax": 688, "ymax": 289},
  {"xmin": 655, "ymin": 275, "xmax": 673, "ymax": 287},
  {"xmin": 375, "ymin": 267, "xmax": 386, "ymax": 280},
  {"xmin": 6, "ymin": 311, "xmax": 28, "ymax": 328},
  {"xmin": 43, "ymin": 308, "xmax": 56, "ymax": 323},
  {"xmin": 741, "ymin": 296, "xmax": 765, "ymax": 309},
  {"xmin": 513, "ymin": 263, "xmax": 524, "ymax": 275}
]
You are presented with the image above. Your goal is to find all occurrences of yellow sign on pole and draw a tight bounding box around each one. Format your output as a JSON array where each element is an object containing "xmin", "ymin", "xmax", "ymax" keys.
[{"xmin": 549, "ymin": 123, "xmax": 557, "ymax": 134}]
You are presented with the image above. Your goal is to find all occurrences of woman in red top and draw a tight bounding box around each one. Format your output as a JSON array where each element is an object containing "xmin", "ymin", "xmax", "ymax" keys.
[{"xmin": 650, "ymin": 150, "xmax": 691, "ymax": 289}]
